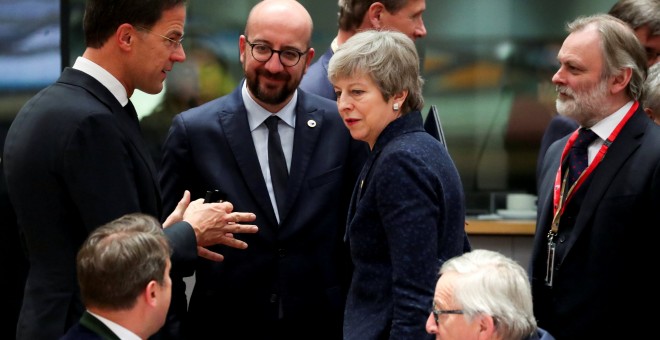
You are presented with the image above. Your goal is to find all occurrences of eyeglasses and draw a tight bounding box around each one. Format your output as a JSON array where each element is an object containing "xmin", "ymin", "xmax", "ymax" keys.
[
  {"xmin": 432, "ymin": 307, "xmax": 464, "ymax": 325},
  {"xmin": 244, "ymin": 38, "xmax": 308, "ymax": 67},
  {"xmin": 135, "ymin": 25, "xmax": 183, "ymax": 50}
]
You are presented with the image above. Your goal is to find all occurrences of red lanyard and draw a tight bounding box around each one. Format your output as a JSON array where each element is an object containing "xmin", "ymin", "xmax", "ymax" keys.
[{"xmin": 550, "ymin": 101, "xmax": 638, "ymax": 232}]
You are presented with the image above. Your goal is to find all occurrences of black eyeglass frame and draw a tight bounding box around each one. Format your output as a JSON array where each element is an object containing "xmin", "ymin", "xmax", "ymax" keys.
[
  {"xmin": 244, "ymin": 37, "xmax": 309, "ymax": 67},
  {"xmin": 432, "ymin": 308, "xmax": 464, "ymax": 325}
]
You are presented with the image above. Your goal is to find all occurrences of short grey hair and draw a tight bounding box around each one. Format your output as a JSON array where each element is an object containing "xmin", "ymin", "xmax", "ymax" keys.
[
  {"xmin": 609, "ymin": 0, "xmax": 660, "ymax": 35},
  {"xmin": 328, "ymin": 29, "xmax": 424, "ymax": 113},
  {"xmin": 439, "ymin": 249, "xmax": 537, "ymax": 340},
  {"xmin": 567, "ymin": 14, "xmax": 648, "ymax": 101},
  {"xmin": 643, "ymin": 63, "xmax": 660, "ymax": 114}
]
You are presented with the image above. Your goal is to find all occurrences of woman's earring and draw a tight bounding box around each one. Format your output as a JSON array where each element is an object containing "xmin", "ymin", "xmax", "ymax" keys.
[{"xmin": 393, "ymin": 103, "xmax": 399, "ymax": 111}]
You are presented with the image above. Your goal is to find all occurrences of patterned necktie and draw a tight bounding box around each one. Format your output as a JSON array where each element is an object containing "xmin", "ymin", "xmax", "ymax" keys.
[
  {"xmin": 567, "ymin": 128, "xmax": 598, "ymax": 186},
  {"xmin": 265, "ymin": 116, "xmax": 288, "ymax": 218}
]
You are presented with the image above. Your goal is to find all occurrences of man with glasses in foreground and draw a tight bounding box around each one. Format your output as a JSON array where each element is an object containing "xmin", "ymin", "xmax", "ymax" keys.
[
  {"xmin": 3, "ymin": 1, "xmax": 260, "ymax": 339},
  {"xmin": 159, "ymin": 0, "xmax": 367, "ymax": 338},
  {"xmin": 426, "ymin": 250, "xmax": 554, "ymax": 340}
]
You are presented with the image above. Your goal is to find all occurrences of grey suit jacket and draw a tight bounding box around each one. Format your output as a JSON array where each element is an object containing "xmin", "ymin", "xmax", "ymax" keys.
[{"xmin": 159, "ymin": 84, "xmax": 367, "ymax": 339}]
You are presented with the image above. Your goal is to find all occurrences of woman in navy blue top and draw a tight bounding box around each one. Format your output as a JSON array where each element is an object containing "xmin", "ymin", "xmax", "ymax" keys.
[{"xmin": 329, "ymin": 30, "xmax": 470, "ymax": 340}]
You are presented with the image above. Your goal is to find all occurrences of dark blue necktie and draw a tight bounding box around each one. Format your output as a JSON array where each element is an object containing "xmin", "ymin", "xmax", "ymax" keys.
[
  {"xmin": 265, "ymin": 116, "xmax": 288, "ymax": 218},
  {"xmin": 567, "ymin": 128, "xmax": 598, "ymax": 186}
]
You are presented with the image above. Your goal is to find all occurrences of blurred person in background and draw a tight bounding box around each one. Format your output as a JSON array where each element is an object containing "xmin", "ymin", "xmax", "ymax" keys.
[
  {"xmin": 301, "ymin": 0, "xmax": 427, "ymax": 100},
  {"xmin": 643, "ymin": 62, "xmax": 660, "ymax": 124},
  {"xmin": 141, "ymin": 45, "xmax": 236, "ymax": 169},
  {"xmin": 609, "ymin": 0, "xmax": 660, "ymax": 67}
]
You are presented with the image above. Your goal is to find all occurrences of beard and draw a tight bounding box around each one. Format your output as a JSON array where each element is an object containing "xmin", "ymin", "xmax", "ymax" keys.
[
  {"xmin": 556, "ymin": 78, "xmax": 609, "ymax": 125},
  {"xmin": 245, "ymin": 67, "xmax": 298, "ymax": 105}
]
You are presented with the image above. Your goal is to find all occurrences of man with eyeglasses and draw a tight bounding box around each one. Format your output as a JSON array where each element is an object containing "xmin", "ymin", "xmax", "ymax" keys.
[
  {"xmin": 158, "ymin": 0, "xmax": 368, "ymax": 339},
  {"xmin": 3, "ymin": 1, "xmax": 260, "ymax": 339},
  {"xmin": 426, "ymin": 250, "xmax": 554, "ymax": 340}
]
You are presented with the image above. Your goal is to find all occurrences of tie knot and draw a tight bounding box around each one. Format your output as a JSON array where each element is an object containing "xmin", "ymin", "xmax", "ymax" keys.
[
  {"xmin": 573, "ymin": 128, "xmax": 598, "ymax": 149},
  {"xmin": 265, "ymin": 116, "xmax": 281, "ymax": 132},
  {"xmin": 124, "ymin": 101, "xmax": 138, "ymax": 117}
]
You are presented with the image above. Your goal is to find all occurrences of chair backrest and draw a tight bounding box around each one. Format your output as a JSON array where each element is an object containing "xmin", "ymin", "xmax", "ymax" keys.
[{"xmin": 424, "ymin": 104, "xmax": 447, "ymax": 148}]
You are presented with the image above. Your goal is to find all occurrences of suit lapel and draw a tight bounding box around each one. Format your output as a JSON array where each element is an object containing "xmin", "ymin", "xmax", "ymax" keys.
[
  {"xmin": 344, "ymin": 149, "xmax": 376, "ymax": 241},
  {"xmin": 559, "ymin": 109, "xmax": 646, "ymax": 261},
  {"xmin": 59, "ymin": 69, "xmax": 162, "ymax": 213},
  {"xmin": 219, "ymin": 91, "xmax": 279, "ymax": 225},
  {"xmin": 281, "ymin": 99, "xmax": 324, "ymax": 223}
]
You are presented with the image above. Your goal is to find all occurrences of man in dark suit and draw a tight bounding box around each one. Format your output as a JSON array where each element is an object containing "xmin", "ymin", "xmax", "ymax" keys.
[
  {"xmin": 535, "ymin": 0, "xmax": 659, "ymax": 187},
  {"xmin": 0, "ymin": 122, "xmax": 27, "ymax": 340},
  {"xmin": 159, "ymin": 0, "xmax": 367, "ymax": 338},
  {"xmin": 531, "ymin": 14, "xmax": 658, "ymax": 339},
  {"xmin": 300, "ymin": 0, "xmax": 427, "ymax": 100},
  {"xmin": 2, "ymin": 1, "xmax": 257, "ymax": 339},
  {"xmin": 62, "ymin": 214, "xmax": 173, "ymax": 340}
]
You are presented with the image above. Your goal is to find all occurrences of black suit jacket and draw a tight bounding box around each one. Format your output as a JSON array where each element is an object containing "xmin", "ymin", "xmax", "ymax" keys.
[
  {"xmin": 159, "ymin": 85, "xmax": 367, "ymax": 339},
  {"xmin": 536, "ymin": 114, "xmax": 578, "ymax": 187},
  {"xmin": 531, "ymin": 105, "xmax": 660, "ymax": 339},
  {"xmin": 3, "ymin": 68, "xmax": 197, "ymax": 339},
  {"xmin": 60, "ymin": 311, "xmax": 120, "ymax": 340}
]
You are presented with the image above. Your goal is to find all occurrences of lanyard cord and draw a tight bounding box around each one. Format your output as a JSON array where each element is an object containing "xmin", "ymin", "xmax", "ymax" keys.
[{"xmin": 550, "ymin": 101, "xmax": 639, "ymax": 233}]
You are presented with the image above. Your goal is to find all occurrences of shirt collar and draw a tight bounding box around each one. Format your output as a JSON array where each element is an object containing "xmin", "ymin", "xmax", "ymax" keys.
[
  {"xmin": 72, "ymin": 56, "xmax": 129, "ymax": 106},
  {"xmin": 87, "ymin": 311, "xmax": 141, "ymax": 340},
  {"xmin": 241, "ymin": 80, "xmax": 297, "ymax": 131},
  {"xmin": 587, "ymin": 100, "xmax": 634, "ymax": 141},
  {"xmin": 330, "ymin": 37, "xmax": 339, "ymax": 53}
]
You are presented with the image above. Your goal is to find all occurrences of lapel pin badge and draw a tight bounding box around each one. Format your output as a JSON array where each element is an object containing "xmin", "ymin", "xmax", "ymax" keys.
[{"xmin": 307, "ymin": 119, "xmax": 316, "ymax": 128}]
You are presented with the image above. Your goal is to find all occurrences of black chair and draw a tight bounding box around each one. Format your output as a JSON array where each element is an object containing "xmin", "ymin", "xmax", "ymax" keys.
[{"xmin": 424, "ymin": 105, "xmax": 447, "ymax": 148}]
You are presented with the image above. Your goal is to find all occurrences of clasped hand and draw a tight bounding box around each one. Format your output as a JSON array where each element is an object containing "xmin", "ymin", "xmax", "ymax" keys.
[{"xmin": 164, "ymin": 190, "xmax": 258, "ymax": 261}]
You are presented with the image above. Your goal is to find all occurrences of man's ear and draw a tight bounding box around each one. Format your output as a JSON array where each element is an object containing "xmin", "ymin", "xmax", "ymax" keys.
[
  {"xmin": 303, "ymin": 48, "xmax": 315, "ymax": 72},
  {"xmin": 645, "ymin": 107, "xmax": 654, "ymax": 120},
  {"xmin": 238, "ymin": 35, "xmax": 247, "ymax": 65},
  {"xmin": 476, "ymin": 314, "xmax": 498, "ymax": 340},
  {"xmin": 117, "ymin": 23, "xmax": 135, "ymax": 52},
  {"xmin": 144, "ymin": 280, "xmax": 159, "ymax": 307},
  {"xmin": 366, "ymin": 2, "xmax": 386, "ymax": 29},
  {"xmin": 609, "ymin": 67, "xmax": 632, "ymax": 96}
]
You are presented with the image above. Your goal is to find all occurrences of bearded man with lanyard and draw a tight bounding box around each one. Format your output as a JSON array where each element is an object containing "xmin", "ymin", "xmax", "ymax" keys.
[{"xmin": 530, "ymin": 14, "xmax": 660, "ymax": 340}]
